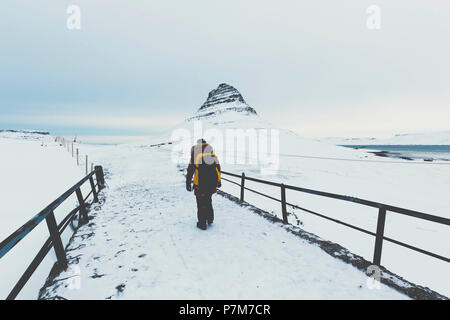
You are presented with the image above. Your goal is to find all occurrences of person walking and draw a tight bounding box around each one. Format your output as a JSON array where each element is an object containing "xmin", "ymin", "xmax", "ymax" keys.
[{"xmin": 186, "ymin": 139, "xmax": 221, "ymax": 230}]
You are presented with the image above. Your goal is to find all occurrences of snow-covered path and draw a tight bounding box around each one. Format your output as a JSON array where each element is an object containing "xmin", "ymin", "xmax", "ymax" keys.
[{"xmin": 40, "ymin": 145, "xmax": 407, "ymax": 299}]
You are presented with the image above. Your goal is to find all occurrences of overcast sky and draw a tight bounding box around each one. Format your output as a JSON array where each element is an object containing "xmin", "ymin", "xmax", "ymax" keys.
[{"xmin": 1, "ymin": 0, "xmax": 449, "ymax": 137}]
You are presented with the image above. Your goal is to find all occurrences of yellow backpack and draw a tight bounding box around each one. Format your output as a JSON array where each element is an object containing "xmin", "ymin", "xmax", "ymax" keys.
[{"xmin": 193, "ymin": 153, "xmax": 221, "ymax": 190}]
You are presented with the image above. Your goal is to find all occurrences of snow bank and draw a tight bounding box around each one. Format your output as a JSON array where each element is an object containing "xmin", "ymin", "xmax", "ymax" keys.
[{"xmin": 0, "ymin": 131, "xmax": 87, "ymax": 299}]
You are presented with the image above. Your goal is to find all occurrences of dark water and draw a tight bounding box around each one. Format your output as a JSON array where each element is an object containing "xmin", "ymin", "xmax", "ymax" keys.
[{"xmin": 340, "ymin": 145, "xmax": 450, "ymax": 161}]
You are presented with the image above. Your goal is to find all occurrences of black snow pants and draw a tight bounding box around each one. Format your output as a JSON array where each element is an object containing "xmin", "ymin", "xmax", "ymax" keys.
[{"xmin": 196, "ymin": 193, "xmax": 214, "ymax": 225}]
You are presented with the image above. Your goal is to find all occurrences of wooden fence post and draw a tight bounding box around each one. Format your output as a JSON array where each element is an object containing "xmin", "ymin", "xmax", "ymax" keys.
[
  {"xmin": 95, "ymin": 165, "xmax": 105, "ymax": 189},
  {"xmin": 85, "ymin": 155, "xmax": 88, "ymax": 175},
  {"xmin": 76, "ymin": 188, "xmax": 88, "ymax": 224},
  {"xmin": 240, "ymin": 172, "xmax": 245, "ymax": 202},
  {"xmin": 281, "ymin": 184, "xmax": 288, "ymax": 224},
  {"xmin": 373, "ymin": 207, "xmax": 387, "ymax": 266},
  {"xmin": 89, "ymin": 176, "xmax": 98, "ymax": 203},
  {"xmin": 45, "ymin": 211, "xmax": 67, "ymax": 269},
  {"xmin": 76, "ymin": 148, "xmax": 79, "ymax": 166}
]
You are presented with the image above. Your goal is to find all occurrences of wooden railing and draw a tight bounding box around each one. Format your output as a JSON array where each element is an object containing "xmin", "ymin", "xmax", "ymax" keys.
[
  {"xmin": 0, "ymin": 166, "xmax": 105, "ymax": 300},
  {"xmin": 221, "ymin": 170, "xmax": 450, "ymax": 266}
]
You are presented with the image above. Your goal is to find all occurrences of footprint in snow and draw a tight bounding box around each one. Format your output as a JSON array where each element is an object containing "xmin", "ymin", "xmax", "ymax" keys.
[
  {"xmin": 114, "ymin": 250, "xmax": 126, "ymax": 257},
  {"xmin": 115, "ymin": 284, "xmax": 126, "ymax": 294}
]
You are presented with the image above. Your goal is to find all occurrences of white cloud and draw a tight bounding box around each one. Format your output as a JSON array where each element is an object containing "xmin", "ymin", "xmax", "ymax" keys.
[{"xmin": 269, "ymin": 94, "xmax": 450, "ymax": 138}]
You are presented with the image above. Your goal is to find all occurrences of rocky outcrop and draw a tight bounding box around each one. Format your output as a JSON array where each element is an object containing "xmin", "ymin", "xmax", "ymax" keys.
[
  {"xmin": 0, "ymin": 129, "xmax": 49, "ymax": 135},
  {"xmin": 187, "ymin": 83, "xmax": 257, "ymax": 121}
]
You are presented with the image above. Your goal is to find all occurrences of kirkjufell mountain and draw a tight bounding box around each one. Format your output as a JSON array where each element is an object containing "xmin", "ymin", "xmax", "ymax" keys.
[
  {"xmin": 150, "ymin": 83, "xmax": 274, "ymax": 145},
  {"xmin": 187, "ymin": 83, "xmax": 257, "ymax": 121}
]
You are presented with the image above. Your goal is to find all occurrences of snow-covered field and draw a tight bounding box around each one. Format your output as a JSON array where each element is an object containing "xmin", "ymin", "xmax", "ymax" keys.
[
  {"xmin": 216, "ymin": 145, "xmax": 450, "ymax": 297},
  {"xmin": 1, "ymin": 129, "xmax": 448, "ymax": 299},
  {"xmin": 0, "ymin": 131, "xmax": 91, "ymax": 299},
  {"xmin": 39, "ymin": 143, "xmax": 407, "ymax": 299}
]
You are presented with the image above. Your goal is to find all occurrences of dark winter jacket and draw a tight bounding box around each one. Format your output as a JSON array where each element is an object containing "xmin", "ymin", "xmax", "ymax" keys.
[{"xmin": 186, "ymin": 142, "xmax": 221, "ymax": 195}]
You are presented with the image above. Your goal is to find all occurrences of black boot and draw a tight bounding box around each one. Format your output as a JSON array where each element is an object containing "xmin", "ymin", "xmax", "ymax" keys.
[{"xmin": 197, "ymin": 222, "xmax": 207, "ymax": 230}]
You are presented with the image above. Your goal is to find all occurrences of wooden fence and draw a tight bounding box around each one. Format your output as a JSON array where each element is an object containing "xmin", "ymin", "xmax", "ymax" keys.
[
  {"xmin": 0, "ymin": 166, "xmax": 105, "ymax": 300},
  {"xmin": 55, "ymin": 136, "xmax": 93, "ymax": 175}
]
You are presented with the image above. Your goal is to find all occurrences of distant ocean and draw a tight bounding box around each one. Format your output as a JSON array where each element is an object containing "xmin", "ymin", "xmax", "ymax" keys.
[{"xmin": 341, "ymin": 145, "xmax": 450, "ymax": 161}]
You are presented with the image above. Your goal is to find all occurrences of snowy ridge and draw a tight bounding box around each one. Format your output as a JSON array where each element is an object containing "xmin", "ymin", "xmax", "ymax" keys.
[
  {"xmin": 0, "ymin": 129, "xmax": 51, "ymax": 142},
  {"xmin": 0, "ymin": 129, "xmax": 49, "ymax": 135}
]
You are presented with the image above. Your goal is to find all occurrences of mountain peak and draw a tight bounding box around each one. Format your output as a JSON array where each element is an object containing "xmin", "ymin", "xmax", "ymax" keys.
[
  {"xmin": 187, "ymin": 83, "xmax": 257, "ymax": 121},
  {"xmin": 200, "ymin": 83, "xmax": 251, "ymax": 111}
]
